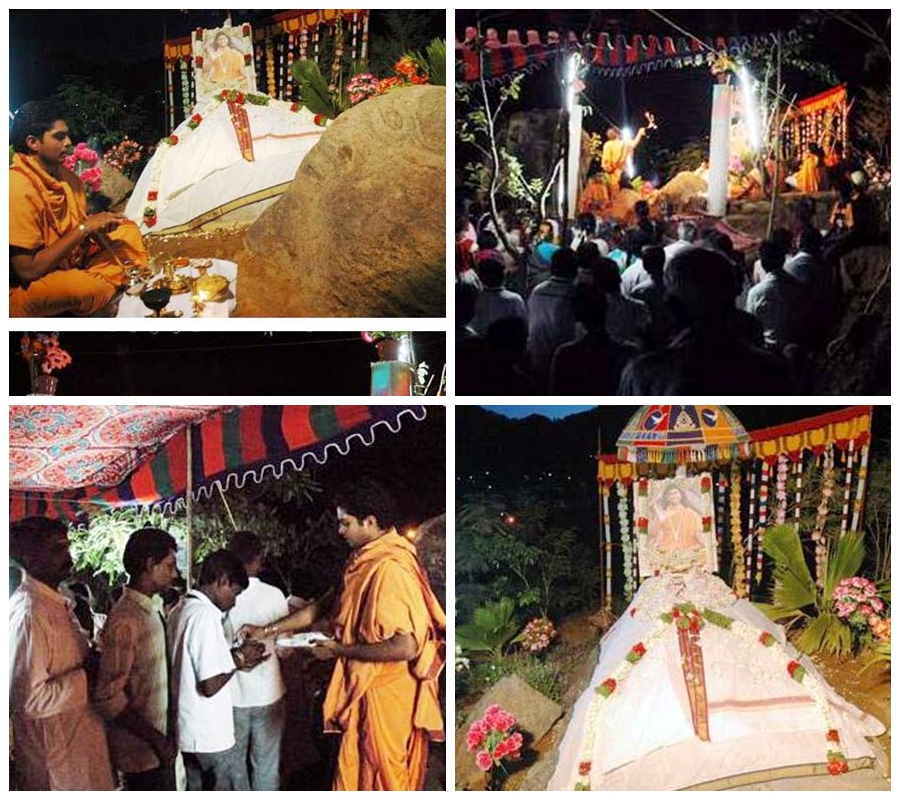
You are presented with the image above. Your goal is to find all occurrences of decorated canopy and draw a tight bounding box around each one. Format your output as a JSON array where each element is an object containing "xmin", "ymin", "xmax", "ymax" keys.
[
  {"xmin": 615, "ymin": 405, "xmax": 751, "ymax": 465},
  {"xmin": 10, "ymin": 405, "xmax": 426, "ymax": 521}
]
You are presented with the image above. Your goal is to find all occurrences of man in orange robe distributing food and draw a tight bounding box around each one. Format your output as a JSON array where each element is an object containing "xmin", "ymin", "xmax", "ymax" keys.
[
  {"xmin": 9, "ymin": 100, "xmax": 147, "ymax": 317},
  {"xmin": 242, "ymin": 478, "xmax": 446, "ymax": 791}
]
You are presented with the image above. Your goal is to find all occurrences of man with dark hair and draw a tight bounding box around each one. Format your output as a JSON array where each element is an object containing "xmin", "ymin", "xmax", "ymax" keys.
[
  {"xmin": 95, "ymin": 528, "xmax": 179, "ymax": 789},
  {"xmin": 631, "ymin": 245, "xmax": 678, "ymax": 348},
  {"xmin": 9, "ymin": 517, "xmax": 115, "ymax": 789},
  {"xmin": 250, "ymin": 479, "xmax": 445, "ymax": 790},
  {"xmin": 226, "ymin": 531, "xmax": 290, "ymax": 790},
  {"xmin": 527, "ymin": 247, "xmax": 578, "ymax": 390},
  {"xmin": 167, "ymin": 549, "xmax": 267, "ymax": 790},
  {"xmin": 9, "ymin": 100, "xmax": 147, "ymax": 316},
  {"xmin": 618, "ymin": 247, "xmax": 791, "ymax": 394},
  {"xmin": 470, "ymin": 254, "xmax": 527, "ymax": 337},
  {"xmin": 590, "ymin": 252, "xmax": 650, "ymax": 345},
  {"xmin": 745, "ymin": 240, "xmax": 805, "ymax": 352}
]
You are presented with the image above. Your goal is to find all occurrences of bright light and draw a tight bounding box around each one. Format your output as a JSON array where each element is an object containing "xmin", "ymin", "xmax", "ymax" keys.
[
  {"xmin": 397, "ymin": 333, "xmax": 412, "ymax": 364},
  {"xmin": 739, "ymin": 66, "xmax": 760, "ymax": 151},
  {"xmin": 564, "ymin": 53, "xmax": 581, "ymax": 112},
  {"xmin": 622, "ymin": 126, "xmax": 636, "ymax": 178},
  {"xmin": 505, "ymin": 515, "xmax": 516, "ymax": 525}
]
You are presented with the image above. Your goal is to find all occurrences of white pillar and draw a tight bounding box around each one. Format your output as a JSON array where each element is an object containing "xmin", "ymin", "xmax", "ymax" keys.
[
  {"xmin": 708, "ymin": 83, "xmax": 732, "ymax": 218},
  {"xmin": 566, "ymin": 104, "xmax": 584, "ymax": 223}
]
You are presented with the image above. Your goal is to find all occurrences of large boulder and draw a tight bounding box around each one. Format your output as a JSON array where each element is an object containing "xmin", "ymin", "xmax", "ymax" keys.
[
  {"xmin": 455, "ymin": 675, "xmax": 562, "ymax": 789},
  {"xmin": 245, "ymin": 86, "xmax": 445, "ymax": 316}
]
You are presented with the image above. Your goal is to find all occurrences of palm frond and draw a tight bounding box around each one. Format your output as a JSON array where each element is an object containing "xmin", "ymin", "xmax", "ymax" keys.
[
  {"xmin": 426, "ymin": 38, "xmax": 446, "ymax": 86},
  {"xmin": 292, "ymin": 60, "xmax": 340, "ymax": 119},
  {"xmin": 824, "ymin": 531, "xmax": 866, "ymax": 599},
  {"xmin": 761, "ymin": 524, "xmax": 816, "ymax": 613}
]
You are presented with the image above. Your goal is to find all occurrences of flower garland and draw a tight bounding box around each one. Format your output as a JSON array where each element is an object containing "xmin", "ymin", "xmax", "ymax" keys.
[
  {"xmin": 572, "ymin": 602, "xmax": 848, "ymax": 788},
  {"xmin": 180, "ymin": 58, "xmax": 192, "ymax": 120},
  {"xmin": 756, "ymin": 461, "xmax": 770, "ymax": 585},
  {"xmin": 618, "ymin": 481, "xmax": 635, "ymax": 599},
  {"xmin": 746, "ymin": 467, "xmax": 757, "ymax": 591},
  {"xmin": 266, "ymin": 39, "xmax": 276, "ymax": 96},
  {"xmin": 775, "ymin": 454, "xmax": 789, "ymax": 525},
  {"xmin": 329, "ymin": 17, "xmax": 344, "ymax": 93},
  {"xmin": 839, "ymin": 442, "xmax": 855, "ymax": 535},
  {"xmin": 730, "ymin": 464, "xmax": 746, "ymax": 596},
  {"xmin": 813, "ymin": 449, "xmax": 836, "ymax": 589},
  {"xmin": 716, "ymin": 473, "xmax": 727, "ymax": 562}
]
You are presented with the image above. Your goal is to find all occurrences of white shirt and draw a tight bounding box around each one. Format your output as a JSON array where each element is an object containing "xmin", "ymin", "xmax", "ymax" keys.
[
  {"xmin": 167, "ymin": 589, "xmax": 236, "ymax": 754},
  {"xmin": 470, "ymin": 287, "xmax": 528, "ymax": 336},
  {"xmin": 9, "ymin": 574, "xmax": 114, "ymax": 790},
  {"xmin": 95, "ymin": 587, "xmax": 169, "ymax": 773},
  {"xmin": 227, "ymin": 577, "xmax": 289, "ymax": 708}
]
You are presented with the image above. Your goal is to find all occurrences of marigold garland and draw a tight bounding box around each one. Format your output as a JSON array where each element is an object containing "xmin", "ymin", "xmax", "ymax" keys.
[{"xmin": 730, "ymin": 464, "xmax": 746, "ymax": 596}]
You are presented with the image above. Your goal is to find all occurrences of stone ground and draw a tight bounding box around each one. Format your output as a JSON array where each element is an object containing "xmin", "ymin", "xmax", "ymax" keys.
[{"xmin": 461, "ymin": 612, "xmax": 891, "ymax": 792}]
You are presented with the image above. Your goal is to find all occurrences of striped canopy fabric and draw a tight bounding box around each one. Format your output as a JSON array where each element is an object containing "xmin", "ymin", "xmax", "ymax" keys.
[{"xmin": 10, "ymin": 405, "xmax": 426, "ymax": 520}]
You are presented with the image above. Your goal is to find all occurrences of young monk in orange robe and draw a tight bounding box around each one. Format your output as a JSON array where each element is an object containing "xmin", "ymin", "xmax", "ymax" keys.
[
  {"xmin": 240, "ymin": 480, "xmax": 446, "ymax": 791},
  {"xmin": 10, "ymin": 101, "xmax": 147, "ymax": 317}
]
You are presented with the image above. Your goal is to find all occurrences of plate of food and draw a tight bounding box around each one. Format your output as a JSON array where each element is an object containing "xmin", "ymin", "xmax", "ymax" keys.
[{"xmin": 276, "ymin": 631, "xmax": 333, "ymax": 648}]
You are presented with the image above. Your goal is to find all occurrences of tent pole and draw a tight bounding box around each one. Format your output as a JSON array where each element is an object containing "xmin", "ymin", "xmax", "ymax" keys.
[{"xmin": 186, "ymin": 426, "xmax": 194, "ymax": 590}]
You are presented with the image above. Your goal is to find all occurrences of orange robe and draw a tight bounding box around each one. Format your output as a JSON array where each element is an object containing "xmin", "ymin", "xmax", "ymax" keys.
[
  {"xmin": 793, "ymin": 153, "xmax": 823, "ymax": 194},
  {"xmin": 207, "ymin": 45, "xmax": 246, "ymax": 84},
  {"xmin": 323, "ymin": 530, "xmax": 446, "ymax": 791},
  {"xmin": 9, "ymin": 153, "xmax": 146, "ymax": 317},
  {"xmin": 601, "ymin": 139, "xmax": 633, "ymax": 197},
  {"xmin": 578, "ymin": 176, "xmax": 609, "ymax": 216}
]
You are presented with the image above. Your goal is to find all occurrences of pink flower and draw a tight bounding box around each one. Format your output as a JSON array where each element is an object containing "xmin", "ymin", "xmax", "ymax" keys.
[{"xmin": 475, "ymin": 750, "xmax": 493, "ymax": 771}]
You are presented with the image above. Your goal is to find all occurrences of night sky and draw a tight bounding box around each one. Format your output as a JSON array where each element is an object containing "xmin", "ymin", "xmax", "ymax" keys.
[
  {"xmin": 456, "ymin": 10, "xmax": 889, "ymax": 154},
  {"xmin": 11, "ymin": 332, "xmax": 446, "ymax": 397},
  {"xmin": 10, "ymin": 10, "xmax": 446, "ymax": 139}
]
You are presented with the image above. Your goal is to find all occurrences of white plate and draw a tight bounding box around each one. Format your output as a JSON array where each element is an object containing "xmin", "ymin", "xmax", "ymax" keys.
[{"xmin": 276, "ymin": 631, "xmax": 333, "ymax": 648}]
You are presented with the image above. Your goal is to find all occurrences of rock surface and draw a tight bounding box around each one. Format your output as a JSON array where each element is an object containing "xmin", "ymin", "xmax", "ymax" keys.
[
  {"xmin": 455, "ymin": 675, "xmax": 562, "ymax": 789},
  {"xmin": 245, "ymin": 85, "xmax": 445, "ymax": 317}
]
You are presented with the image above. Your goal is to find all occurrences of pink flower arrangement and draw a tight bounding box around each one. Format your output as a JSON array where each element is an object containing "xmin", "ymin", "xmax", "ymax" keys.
[
  {"xmin": 832, "ymin": 577, "xmax": 885, "ymax": 627},
  {"xmin": 63, "ymin": 142, "xmax": 103, "ymax": 194},
  {"xmin": 21, "ymin": 334, "xmax": 72, "ymax": 374},
  {"xmin": 347, "ymin": 72, "xmax": 380, "ymax": 105},
  {"xmin": 466, "ymin": 705, "xmax": 523, "ymax": 778},
  {"xmin": 103, "ymin": 138, "xmax": 143, "ymax": 174},
  {"xmin": 520, "ymin": 617, "xmax": 556, "ymax": 654}
]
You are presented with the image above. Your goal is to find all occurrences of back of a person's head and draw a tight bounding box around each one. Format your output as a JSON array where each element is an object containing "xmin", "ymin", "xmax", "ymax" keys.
[
  {"xmin": 571, "ymin": 278, "xmax": 606, "ymax": 330},
  {"xmin": 550, "ymin": 247, "xmax": 578, "ymax": 280},
  {"xmin": 758, "ymin": 240, "xmax": 785, "ymax": 274},
  {"xmin": 477, "ymin": 255, "xmax": 505, "ymax": 288},
  {"xmin": 333, "ymin": 477, "xmax": 399, "ymax": 531},
  {"xmin": 665, "ymin": 247, "xmax": 735, "ymax": 322},
  {"xmin": 486, "ymin": 316, "xmax": 528, "ymax": 357},
  {"xmin": 575, "ymin": 213, "xmax": 596, "ymax": 235},
  {"xmin": 677, "ymin": 221, "xmax": 698, "ymax": 243},
  {"xmin": 594, "ymin": 257, "xmax": 622, "ymax": 293},
  {"xmin": 456, "ymin": 281, "xmax": 479, "ymax": 325},
  {"xmin": 123, "ymin": 527, "xmax": 178, "ymax": 580},
  {"xmin": 477, "ymin": 230, "xmax": 499, "ymax": 251},
  {"xmin": 771, "ymin": 227, "xmax": 792, "ymax": 256},
  {"xmin": 10, "ymin": 100, "xmax": 66, "ymax": 154},
  {"xmin": 634, "ymin": 200, "xmax": 650, "ymax": 220},
  {"xmin": 10, "ymin": 516, "xmax": 67, "ymax": 571},
  {"xmin": 198, "ymin": 549, "xmax": 248, "ymax": 589},
  {"xmin": 455, "ymin": 213, "xmax": 470, "ymax": 236},
  {"xmin": 228, "ymin": 530, "xmax": 264, "ymax": 567},
  {"xmin": 642, "ymin": 245, "xmax": 665, "ymax": 277},
  {"xmin": 576, "ymin": 240, "xmax": 600, "ymax": 269},
  {"xmin": 798, "ymin": 227, "xmax": 823, "ymax": 255}
]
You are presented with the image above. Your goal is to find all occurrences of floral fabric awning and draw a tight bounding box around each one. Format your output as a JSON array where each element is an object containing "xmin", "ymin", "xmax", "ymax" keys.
[{"xmin": 10, "ymin": 405, "xmax": 426, "ymax": 520}]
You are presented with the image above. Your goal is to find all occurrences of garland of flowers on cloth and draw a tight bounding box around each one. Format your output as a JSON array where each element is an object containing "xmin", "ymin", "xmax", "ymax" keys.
[
  {"xmin": 572, "ymin": 602, "xmax": 847, "ymax": 789},
  {"xmin": 839, "ymin": 439, "xmax": 855, "ymax": 535},
  {"xmin": 142, "ymin": 89, "xmax": 327, "ymax": 227},
  {"xmin": 730, "ymin": 463, "xmax": 746, "ymax": 596},
  {"xmin": 618, "ymin": 481, "xmax": 635, "ymax": 599},
  {"xmin": 813, "ymin": 448, "xmax": 836, "ymax": 589},
  {"xmin": 775, "ymin": 454, "xmax": 789, "ymax": 525},
  {"xmin": 755, "ymin": 461, "xmax": 770, "ymax": 585}
]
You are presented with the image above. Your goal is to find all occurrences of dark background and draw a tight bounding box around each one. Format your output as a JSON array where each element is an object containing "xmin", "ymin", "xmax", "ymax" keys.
[{"xmin": 11, "ymin": 332, "xmax": 445, "ymax": 396}]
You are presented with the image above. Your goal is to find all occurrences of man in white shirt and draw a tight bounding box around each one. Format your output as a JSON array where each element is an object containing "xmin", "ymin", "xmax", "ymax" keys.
[
  {"xmin": 470, "ymin": 255, "xmax": 527, "ymax": 337},
  {"xmin": 227, "ymin": 531, "xmax": 290, "ymax": 790},
  {"xmin": 95, "ymin": 527, "xmax": 180, "ymax": 789},
  {"xmin": 167, "ymin": 549, "xmax": 267, "ymax": 790},
  {"xmin": 9, "ymin": 517, "xmax": 115, "ymax": 790}
]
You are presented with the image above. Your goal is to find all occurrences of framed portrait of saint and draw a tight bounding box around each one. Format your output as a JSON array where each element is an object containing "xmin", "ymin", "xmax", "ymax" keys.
[
  {"xmin": 193, "ymin": 25, "xmax": 256, "ymax": 103},
  {"xmin": 635, "ymin": 474, "xmax": 717, "ymax": 577}
]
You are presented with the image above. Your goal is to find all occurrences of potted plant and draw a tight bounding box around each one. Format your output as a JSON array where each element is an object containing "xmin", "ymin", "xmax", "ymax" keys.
[{"xmin": 360, "ymin": 331, "xmax": 410, "ymax": 362}]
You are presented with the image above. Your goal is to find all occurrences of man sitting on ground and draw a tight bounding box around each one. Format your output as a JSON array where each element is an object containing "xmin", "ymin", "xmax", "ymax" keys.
[{"xmin": 9, "ymin": 100, "xmax": 147, "ymax": 317}]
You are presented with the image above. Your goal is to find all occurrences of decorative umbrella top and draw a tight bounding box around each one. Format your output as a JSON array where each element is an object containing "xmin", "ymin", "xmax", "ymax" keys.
[{"xmin": 616, "ymin": 405, "xmax": 751, "ymax": 464}]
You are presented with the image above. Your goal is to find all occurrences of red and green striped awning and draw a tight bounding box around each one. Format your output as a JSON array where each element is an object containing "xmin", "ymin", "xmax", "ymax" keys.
[{"xmin": 10, "ymin": 405, "xmax": 426, "ymax": 520}]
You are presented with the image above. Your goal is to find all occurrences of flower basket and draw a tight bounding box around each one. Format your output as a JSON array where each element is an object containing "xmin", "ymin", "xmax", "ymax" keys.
[
  {"xmin": 375, "ymin": 338, "xmax": 402, "ymax": 362},
  {"xmin": 32, "ymin": 375, "xmax": 58, "ymax": 396}
]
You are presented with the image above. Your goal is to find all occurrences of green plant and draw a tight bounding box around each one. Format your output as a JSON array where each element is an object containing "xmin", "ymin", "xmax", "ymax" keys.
[
  {"xmin": 456, "ymin": 597, "xmax": 520, "ymax": 661},
  {"xmin": 756, "ymin": 524, "xmax": 866, "ymax": 655},
  {"xmin": 292, "ymin": 60, "xmax": 342, "ymax": 119}
]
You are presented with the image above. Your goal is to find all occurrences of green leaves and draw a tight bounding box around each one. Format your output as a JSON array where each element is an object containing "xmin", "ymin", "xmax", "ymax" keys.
[
  {"xmin": 760, "ymin": 524, "xmax": 817, "ymax": 618},
  {"xmin": 456, "ymin": 597, "xmax": 520, "ymax": 661},
  {"xmin": 425, "ymin": 38, "xmax": 446, "ymax": 86},
  {"xmin": 291, "ymin": 60, "xmax": 341, "ymax": 119}
]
